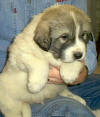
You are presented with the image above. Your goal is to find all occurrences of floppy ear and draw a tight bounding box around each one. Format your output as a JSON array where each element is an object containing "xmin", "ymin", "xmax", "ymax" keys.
[
  {"xmin": 89, "ymin": 32, "xmax": 94, "ymax": 41},
  {"xmin": 34, "ymin": 21, "xmax": 51, "ymax": 51}
]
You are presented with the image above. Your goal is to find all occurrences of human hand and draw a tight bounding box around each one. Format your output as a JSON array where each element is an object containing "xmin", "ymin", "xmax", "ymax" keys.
[
  {"xmin": 48, "ymin": 63, "xmax": 88, "ymax": 85},
  {"xmin": 69, "ymin": 65, "xmax": 88, "ymax": 85},
  {"xmin": 48, "ymin": 66, "xmax": 64, "ymax": 84}
]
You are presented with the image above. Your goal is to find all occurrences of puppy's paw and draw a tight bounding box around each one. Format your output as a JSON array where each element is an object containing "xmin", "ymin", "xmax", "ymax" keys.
[
  {"xmin": 67, "ymin": 93, "xmax": 86, "ymax": 105},
  {"xmin": 74, "ymin": 96, "xmax": 86, "ymax": 106},
  {"xmin": 60, "ymin": 61, "xmax": 83, "ymax": 84},
  {"xmin": 27, "ymin": 75, "xmax": 48, "ymax": 93},
  {"xmin": 28, "ymin": 82, "xmax": 44, "ymax": 93},
  {"xmin": 27, "ymin": 65, "xmax": 49, "ymax": 93}
]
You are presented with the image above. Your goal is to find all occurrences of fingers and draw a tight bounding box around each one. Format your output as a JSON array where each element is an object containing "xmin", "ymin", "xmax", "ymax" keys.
[
  {"xmin": 49, "ymin": 67, "xmax": 60, "ymax": 78},
  {"xmin": 48, "ymin": 77, "xmax": 64, "ymax": 84},
  {"xmin": 68, "ymin": 66, "xmax": 88, "ymax": 85},
  {"xmin": 48, "ymin": 66, "xmax": 64, "ymax": 84}
]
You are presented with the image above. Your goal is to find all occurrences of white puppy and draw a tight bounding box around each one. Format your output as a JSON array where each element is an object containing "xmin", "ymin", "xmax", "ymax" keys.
[{"xmin": 0, "ymin": 5, "xmax": 93, "ymax": 117}]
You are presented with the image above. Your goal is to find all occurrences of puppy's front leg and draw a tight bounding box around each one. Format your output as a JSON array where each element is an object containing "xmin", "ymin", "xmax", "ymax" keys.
[
  {"xmin": 60, "ymin": 61, "xmax": 83, "ymax": 84},
  {"xmin": 24, "ymin": 57, "xmax": 49, "ymax": 93}
]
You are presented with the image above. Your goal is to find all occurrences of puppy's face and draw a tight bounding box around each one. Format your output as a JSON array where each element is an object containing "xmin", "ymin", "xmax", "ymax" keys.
[{"xmin": 34, "ymin": 5, "xmax": 92, "ymax": 62}]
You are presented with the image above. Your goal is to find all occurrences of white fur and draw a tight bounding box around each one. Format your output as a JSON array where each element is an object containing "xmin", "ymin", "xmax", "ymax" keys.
[
  {"xmin": 92, "ymin": 109, "xmax": 100, "ymax": 117},
  {"xmin": 0, "ymin": 5, "xmax": 92, "ymax": 117},
  {"xmin": 60, "ymin": 61, "xmax": 83, "ymax": 83},
  {"xmin": 63, "ymin": 12, "xmax": 86, "ymax": 63}
]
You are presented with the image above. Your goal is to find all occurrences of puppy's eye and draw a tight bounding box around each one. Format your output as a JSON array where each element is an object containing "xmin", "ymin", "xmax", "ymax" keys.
[{"xmin": 60, "ymin": 33, "xmax": 69, "ymax": 40}]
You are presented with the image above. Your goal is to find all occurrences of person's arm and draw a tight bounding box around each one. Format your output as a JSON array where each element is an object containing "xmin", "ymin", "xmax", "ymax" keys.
[
  {"xmin": 0, "ymin": 40, "xmax": 11, "ymax": 72},
  {"xmin": 69, "ymin": 65, "xmax": 88, "ymax": 85},
  {"xmin": 48, "ymin": 62, "xmax": 88, "ymax": 85}
]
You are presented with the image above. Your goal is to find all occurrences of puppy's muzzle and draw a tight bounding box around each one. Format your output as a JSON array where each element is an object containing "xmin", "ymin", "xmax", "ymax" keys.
[{"xmin": 73, "ymin": 52, "xmax": 83, "ymax": 60}]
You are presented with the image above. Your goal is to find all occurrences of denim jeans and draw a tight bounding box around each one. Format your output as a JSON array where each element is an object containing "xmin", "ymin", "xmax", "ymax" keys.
[
  {"xmin": 0, "ymin": 97, "xmax": 95, "ymax": 117},
  {"xmin": 70, "ymin": 74, "xmax": 100, "ymax": 110},
  {"xmin": 1, "ymin": 74, "xmax": 100, "ymax": 117},
  {"xmin": 31, "ymin": 97, "xmax": 95, "ymax": 117}
]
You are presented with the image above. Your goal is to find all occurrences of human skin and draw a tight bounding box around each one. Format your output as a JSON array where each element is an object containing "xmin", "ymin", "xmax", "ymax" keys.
[{"xmin": 48, "ymin": 64, "xmax": 88, "ymax": 85}]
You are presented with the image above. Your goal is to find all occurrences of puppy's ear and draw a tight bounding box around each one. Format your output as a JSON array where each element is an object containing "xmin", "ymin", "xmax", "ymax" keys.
[
  {"xmin": 34, "ymin": 21, "xmax": 51, "ymax": 51},
  {"xmin": 89, "ymin": 32, "xmax": 94, "ymax": 41}
]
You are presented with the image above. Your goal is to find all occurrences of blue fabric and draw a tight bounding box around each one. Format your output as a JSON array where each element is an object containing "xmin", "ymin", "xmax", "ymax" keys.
[
  {"xmin": 69, "ymin": 74, "xmax": 100, "ymax": 110},
  {"xmin": 0, "ymin": 96, "xmax": 96, "ymax": 117},
  {"xmin": 31, "ymin": 96, "xmax": 95, "ymax": 117},
  {"xmin": 0, "ymin": 113, "xmax": 3, "ymax": 117},
  {"xmin": 85, "ymin": 40, "xmax": 97, "ymax": 74}
]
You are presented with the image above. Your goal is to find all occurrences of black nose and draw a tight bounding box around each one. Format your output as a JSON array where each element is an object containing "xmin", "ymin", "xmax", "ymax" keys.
[{"xmin": 74, "ymin": 52, "xmax": 83, "ymax": 59}]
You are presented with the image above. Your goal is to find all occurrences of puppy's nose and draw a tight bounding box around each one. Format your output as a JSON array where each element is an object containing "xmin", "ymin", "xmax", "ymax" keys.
[{"xmin": 74, "ymin": 52, "xmax": 83, "ymax": 59}]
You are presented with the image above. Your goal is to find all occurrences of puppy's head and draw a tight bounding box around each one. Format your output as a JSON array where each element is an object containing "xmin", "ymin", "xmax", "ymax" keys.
[{"xmin": 34, "ymin": 5, "xmax": 92, "ymax": 62}]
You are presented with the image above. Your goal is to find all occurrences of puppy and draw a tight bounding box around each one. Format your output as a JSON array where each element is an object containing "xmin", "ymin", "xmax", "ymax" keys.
[{"xmin": 0, "ymin": 5, "xmax": 92, "ymax": 117}]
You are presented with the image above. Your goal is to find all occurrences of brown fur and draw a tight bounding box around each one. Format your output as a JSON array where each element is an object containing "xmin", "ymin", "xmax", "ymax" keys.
[{"xmin": 34, "ymin": 5, "xmax": 91, "ymax": 51}]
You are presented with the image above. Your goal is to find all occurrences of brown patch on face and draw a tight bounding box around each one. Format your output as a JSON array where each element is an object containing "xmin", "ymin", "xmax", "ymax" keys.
[{"xmin": 34, "ymin": 21, "xmax": 51, "ymax": 51}]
